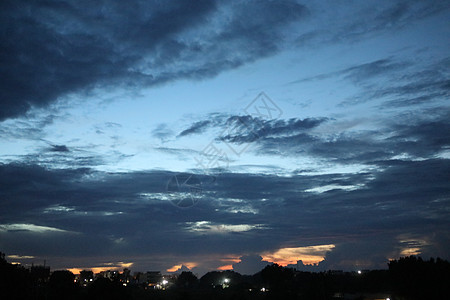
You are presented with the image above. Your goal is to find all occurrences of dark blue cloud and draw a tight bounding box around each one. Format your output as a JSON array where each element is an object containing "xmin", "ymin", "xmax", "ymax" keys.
[
  {"xmin": 294, "ymin": 0, "xmax": 450, "ymax": 47},
  {"xmin": 176, "ymin": 114, "xmax": 326, "ymax": 145},
  {"xmin": 1, "ymin": 153, "xmax": 449, "ymax": 270},
  {"xmin": 0, "ymin": 0, "xmax": 307, "ymax": 121},
  {"xmin": 341, "ymin": 57, "xmax": 450, "ymax": 107},
  {"xmin": 289, "ymin": 58, "xmax": 409, "ymax": 85},
  {"xmin": 220, "ymin": 116, "xmax": 327, "ymax": 144},
  {"xmin": 213, "ymin": 110, "xmax": 450, "ymax": 164},
  {"xmin": 289, "ymin": 56, "xmax": 449, "ymax": 110},
  {"xmin": 177, "ymin": 107, "xmax": 450, "ymax": 166},
  {"xmin": 46, "ymin": 144, "xmax": 70, "ymax": 153},
  {"xmin": 178, "ymin": 120, "xmax": 212, "ymax": 137}
]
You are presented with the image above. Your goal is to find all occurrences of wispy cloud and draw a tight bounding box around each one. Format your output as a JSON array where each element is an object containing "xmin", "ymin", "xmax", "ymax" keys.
[
  {"xmin": 289, "ymin": 58, "xmax": 409, "ymax": 85},
  {"xmin": 184, "ymin": 221, "xmax": 267, "ymax": 234},
  {"xmin": 178, "ymin": 120, "xmax": 212, "ymax": 137},
  {"xmin": 0, "ymin": 223, "xmax": 70, "ymax": 233}
]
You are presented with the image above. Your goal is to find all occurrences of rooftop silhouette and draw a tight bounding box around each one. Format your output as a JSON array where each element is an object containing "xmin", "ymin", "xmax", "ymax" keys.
[{"xmin": 1, "ymin": 252, "xmax": 449, "ymax": 300}]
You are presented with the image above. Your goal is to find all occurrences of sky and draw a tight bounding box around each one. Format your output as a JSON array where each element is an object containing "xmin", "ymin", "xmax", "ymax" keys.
[{"xmin": 1, "ymin": 0, "xmax": 449, "ymax": 276}]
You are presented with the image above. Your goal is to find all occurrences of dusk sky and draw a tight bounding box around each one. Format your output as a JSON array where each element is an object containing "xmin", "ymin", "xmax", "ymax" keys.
[{"xmin": 1, "ymin": 0, "xmax": 449, "ymax": 276}]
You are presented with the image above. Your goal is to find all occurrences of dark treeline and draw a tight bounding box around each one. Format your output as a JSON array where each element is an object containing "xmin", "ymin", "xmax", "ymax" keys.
[{"xmin": 1, "ymin": 252, "xmax": 449, "ymax": 300}]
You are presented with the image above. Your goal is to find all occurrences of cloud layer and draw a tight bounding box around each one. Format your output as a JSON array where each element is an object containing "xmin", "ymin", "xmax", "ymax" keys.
[{"xmin": 1, "ymin": 0, "xmax": 449, "ymax": 274}]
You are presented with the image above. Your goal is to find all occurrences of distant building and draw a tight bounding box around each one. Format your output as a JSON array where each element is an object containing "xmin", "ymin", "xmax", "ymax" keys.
[
  {"xmin": 133, "ymin": 272, "xmax": 148, "ymax": 285},
  {"xmin": 121, "ymin": 268, "xmax": 131, "ymax": 285},
  {"xmin": 98, "ymin": 270, "xmax": 119, "ymax": 280},
  {"xmin": 146, "ymin": 271, "xmax": 162, "ymax": 287},
  {"xmin": 79, "ymin": 270, "xmax": 94, "ymax": 286},
  {"xmin": 30, "ymin": 265, "xmax": 50, "ymax": 283}
]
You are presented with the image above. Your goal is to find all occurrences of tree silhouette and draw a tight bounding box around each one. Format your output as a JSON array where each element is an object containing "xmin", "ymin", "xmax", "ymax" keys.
[
  {"xmin": 389, "ymin": 256, "xmax": 450, "ymax": 299},
  {"xmin": 0, "ymin": 252, "xmax": 33, "ymax": 300},
  {"xmin": 80, "ymin": 269, "xmax": 94, "ymax": 284},
  {"xmin": 48, "ymin": 270, "xmax": 77, "ymax": 299},
  {"xmin": 176, "ymin": 271, "xmax": 198, "ymax": 288},
  {"xmin": 260, "ymin": 263, "xmax": 295, "ymax": 290},
  {"xmin": 2, "ymin": 250, "xmax": 450, "ymax": 300},
  {"xmin": 200, "ymin": 270, "xmax": 243, "ymax": 288},
  {"xmin": 88, "ymin": 277, "xmax": 129, "ymax": 300}
]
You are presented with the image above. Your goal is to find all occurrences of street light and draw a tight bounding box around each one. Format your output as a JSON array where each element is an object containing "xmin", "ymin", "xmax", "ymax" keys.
[
  {"xmin": 161, "ymin": 279, "xmax": 168, "ymax": 290},
  {"xmin": 222, "ymin": 278, "xmax": 230, "ymax": 289}
]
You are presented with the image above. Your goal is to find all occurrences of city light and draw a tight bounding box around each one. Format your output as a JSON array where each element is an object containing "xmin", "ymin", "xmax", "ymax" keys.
[{"xmin": 222, "ymin": 278, "xmax": 230, "ymax": 289}]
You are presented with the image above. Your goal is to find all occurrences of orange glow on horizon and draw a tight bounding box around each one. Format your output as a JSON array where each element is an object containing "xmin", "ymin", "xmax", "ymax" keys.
[
  {"xmin": 67, "ymin": 262, "xmax": 133, "ymax": 274},
  {"xmin": 262, "ymin": 244, "xmax": 335, "ymax": 266},
  {"xmin": 219, "ymin": 257, "xmax": 241, "ymax": 263},
  {"xmin": 217, "ymin": 264, "xmax": 233, "ymax": 271},
  {"xmin": 67, "ymin": 268, "xmax": 82, "ymax": 274},
  {"xmin": 167, "ymin": 262, "xmax": 198, "ymax": 272},
  {"xmin": 400, "ymin": 247, "xmax": 421, "ymax": 256},
  {"xmin": 167, "ymin": 264, "xmax": 182, "ymax": 272},
  {"xmin": 68, "ymin": 267, "xmax": 118, "ymax": 274}
]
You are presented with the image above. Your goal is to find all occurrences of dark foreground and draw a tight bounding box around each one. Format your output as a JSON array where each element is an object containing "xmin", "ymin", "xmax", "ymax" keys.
[{"xmin": 1, "ymin": 254, "xmax": 449, "ymax": 300}]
